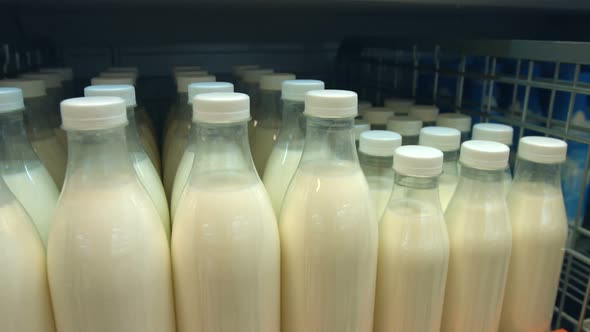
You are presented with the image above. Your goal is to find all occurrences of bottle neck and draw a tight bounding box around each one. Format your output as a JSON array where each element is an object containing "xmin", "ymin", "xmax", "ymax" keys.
[
  {"xmin": 391, "ymin": 174, "xmax": 441, "ymax": 208},
  {"xmin": 443, "ymin": 150, "xmax": 459, "ymax": 176},
  {"xmin": 125, "ymin": 106, "xmax": 145, "ymax": 155},
  {"xmin": 300, "ymin": 116, "xmax": 359, "ymax": 167},
  {"xmin": 513, "ymin": 157, "xmax": 562, "ymax": 189},
  {"xmin": 189, "ymin": 121, "xmax": 258, "ymax": 180},
  {"xmin": 454, "ymin": 165, "xmax": 505, "ymax": 200},
  {"xmin": 257, "ymin": 90, "xmax": 281, "ymax": 126},
  {"xmin": 359, "ymin": 152, "xmax": 393, "ymax": 169},
  {"xmin": 24, "ymin": 95, "xmax": 53, "ymax": 139},
  {"xmin": 0, "ymin": 111, "xmax": 41, "ymax": 165},
  {"xmin": 276, "ymin": 100, "xmax": 305, "ymax": 149},
  {"xmin": 64, "ymin": 126, "xmax": 136, "ymax": 188}
]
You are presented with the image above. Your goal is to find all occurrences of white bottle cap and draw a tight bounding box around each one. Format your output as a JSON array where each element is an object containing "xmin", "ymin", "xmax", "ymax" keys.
[
  {"xmin": 188, "ymin": 82, "xmax": 234, "ymax": 104},
  {"xmin": 243, "ymin": 69, "xmax": 274, "ymax": 84},
  {"xmin": 517, "ymin": 136, "xmax": 567, "ymax": 164},
  {"xmin": 0, "ymin": 79, "xmax": 46, "ymax": 98},
  {"xmin": 472, "ymin": 123, "xmax": 514, "ymax": 146},
  {"xmin": 394, "ymin": 145, "xmax": 443, "ymax": 177},
  {"xmin": 40, "ymin": 67, "xmax": 73, "ymax": 81},
  {"xmin": 387, "ymin": 116, "xmax": 422, "ymax": 136},
  {"xmin": 409, "ymin": 104, "xmax": 439, "ymax": 123},
  {"xmin": 193, "ymin": 92, "xmax": 250, "ymax": 124},
  {"xmin": 0, "ymin": 88, "xmax": 25, "ymax": 113},
  {"xmin": 364, "ymin": 107, "xmax": 395, "ymax": 125},
  {"xmin": 282, "ymin": 80, "xmax": 325, "ymax": 102},
  {"xmin": 106, "ymin": 66, "xmax": 138, "ymax": 74},
  {"xmin": 436, "ymin": 113, "xmax": 472, "ymax": 133},
  {"xmin": 354, "ymin": 120, "xmax": 370, "ymax": 141},
  {"xmin": 21, "ymin": 73, "xmax": 62, "ymax": 88},
  {"xmin": 84, "ymin": 85, "xmax": 136, "ymax": 108},
  {"xmin": 61, "ymin": 96, "xmax": 128, "ymax": 131},
  {"xmin": 460, "ymin": 140, "xmax": 510, "ymax": 170},
  {"xmin": 384, "ymin": 97, "xmax": 414, "ymax": 114},
  {"xmin": 175, "ymin": 70, "xmax": 208, "ymax": 78},
  {"xmin": 260, "ymin": 73, "xmax": 296, "ymax": 91},
  {"xmin": 419, "ymin": 126, "xmax": 461, "ymax": 152},
  {"xmin": 177, "ymin": 75, "xmax": 216, "ymax": 93},
  {"xmin": 359, "ymin": 130, "xmax": 402, "ymax": 157},
  {"xmin": 91, "ymin": 77, "xmax": 135, "ymax": 86},
  {"xmin": 232, "ymin": 65, "xmax": 259, "ymax": 77},
  {"xmin": 100, "ymin": 71, "xmax": 138, "ymax": 79},
  {"xmin": 304, "ymin": 90, "xmax": 357, "ymax": 119}
]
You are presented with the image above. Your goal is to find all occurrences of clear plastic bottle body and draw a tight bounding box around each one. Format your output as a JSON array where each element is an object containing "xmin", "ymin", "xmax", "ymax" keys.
[
  {"xmin": 23, "ymin": 95, "xmax": 67, "ymax": 187},
  {"xmin": 125, "ymin": 107, "xmax": 170, "ymax": 238},
  {"xmin": 402, "ymin": 134, "xmax": 419, "ymax": 145},
  {"xmin": 374, "ymin": 174, "xmax": 449, "ymax": 332},
  {"xmin": 262, "ymin": 99, "xmax": 304, "ymax": 216},
  {"xmin": 439, "ymin": 150, "xmax": 459, "ymax": 211},
  {"xmin": 0, "ymin": 173, "xmax": 56, "ymax": 332},
  {"xmin": 251, "ymin": 89, "xmax": 281, "ymax": 176},
  {"xmin": 163, "ymin": 93, "xmax": 191, "ymax": 199},
  {"xmin": 47, "ymin": 127, "xmax": 175, "ymax": 332},
  {"xmin": 280, "ymin": 116, "xmax": 378, "ymax": 332},
  {"xmin": 0, "ymin": 111, "xmax": 59, "ymax": 247},
  {"xmin": 442, "ymin": 166, "xmax": 512, "ymax": 332},
  {"xmin": 245, "ymin": 81, "xmax": 262, "ymax": 145},
  {"xmin": 172, "ymin": 121, "xmax": 280, "ymax": 332},
  {"xmin": 499, "ymin": 158, "xmax": 567, "ymax": 332},
  {"xmin": 359, "ymin": 152, "xmax": 394, "ymax": 220}
]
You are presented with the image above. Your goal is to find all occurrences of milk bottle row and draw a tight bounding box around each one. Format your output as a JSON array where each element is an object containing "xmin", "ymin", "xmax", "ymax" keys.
[{"xmin": 0, "ymin": 64, "xmax": 569, "ymax": 332}]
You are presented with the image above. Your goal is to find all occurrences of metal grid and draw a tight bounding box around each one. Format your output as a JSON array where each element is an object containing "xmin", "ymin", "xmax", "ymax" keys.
[{"xmin": 335, "ymin": 39, "xmax": 590, "ymax": 332}]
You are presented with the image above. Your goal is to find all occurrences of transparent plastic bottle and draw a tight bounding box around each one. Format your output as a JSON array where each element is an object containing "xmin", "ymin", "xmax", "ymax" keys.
[
  {"xmin": 384, "ymin": 97, "xmax": 414, "ymax": 116},
  {"xmin": 499, "ymin": 136, "xmax": 568, "ymax": 332},
  {"xmin": 0, "ymin": 79, "xmax": 67, "ymax": 187},
  {"xmin": 419, "ymin": 126, "xmax": 461, "ymax": 211},
  {"xmin": 436, "ymin": 113, "xmax": 472, "ymax": 142},
  {"xmin": 409, "ymin": 104, "xmax": 439, "ymax": 127},
  {"xmin": 442, "ymin": 140, "xmax": 512, "ymax": 332},
  {"xmin": 359, "ymin": 130, "xmax": 401, "ymax": 220},
  {"xmin": 48, "ymin": 96, "xmax": 175, "ymax": 332},
  {"xmin": 280, "ymin": 90, "xmax": 378, "ymax": 332},
  {"xmin": 242, "ymin": 68, "xmax": 274, "ymax": 143},
  {"xmin": 84, "ymin": 85, "xmax": 170, "ymax": 238},
  {"xmin": 0, "ymin": 150, "xmax": 56, "ymax": 332},
  {"xmin": 374, "ymin": 145, "xmax": 449, "ymax": 332},
  {"xmin": 170, "ymin": 82, "xmax": 234, "ymax": 220},
  {"xmin": 364, "ymin": 107, "xmax": 395, "ymax": 130},
  {"xmin": 472, "ymin": 123, "xmax": 515, "ymax": 194},
  {"xmin": 387, "ymin": 115, "xmax": 423, "ymax": 145},
  {"xmin": 90, "ymin": 76, "xmax": 161, "ymax": 175},
  {"xmin": 172, "ymin": 92, "xmax": 279, "ymax": 332},
  {"xmin": 251, "ymin": 73, "xmax": 296, "ymax": 176},
  {"xmin": 163, "ymin": 74, "xmax": 215, "ymax": 199},
  {"xmin": 262, "ymin": 79, "xmax": 324, "ymax": 217},
  {"xmin": 0, "ymin": 86, "xmax": 59, "ymax": 248},
  {"xmin": 354, "ymin": 119, "xmax": 370, "ymax": 149}
]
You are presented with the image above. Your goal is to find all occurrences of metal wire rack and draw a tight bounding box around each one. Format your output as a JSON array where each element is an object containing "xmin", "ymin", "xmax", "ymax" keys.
[{"xmin": 334, "ymin": 39, "xmax": 590, "ymax": 332}]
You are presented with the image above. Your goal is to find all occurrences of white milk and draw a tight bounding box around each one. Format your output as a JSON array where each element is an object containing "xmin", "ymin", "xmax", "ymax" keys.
[
  {"xmin": 442, "ymin": 195, "xmax": 512, "ymax": 332},
  {"xmin": 133, "ymin": 156, "xmax": 170, "ymax": 238},
  {"xmin": 251, "ymin": 125, "xmax": 279, "ymax": 177},
  {"xmin": 0, "ymin": 198, "xmax": 56, "ymax": 332},
  {"xmin": 31, "ymin": 136, "xmax": 67, "ymax": 188},
  {"xmin": 374, "ymin": 202, "xmax": 449, "ymax": 332},
  {"xmin": 47, "ymin": 180, "xmax": 176, "ymax": 332},
  {"xmin": 499, "ymin": 183, "xmax": 567, "ymax": 332},
  {"xmin": 262, "ymin": 147, "xmax": 302, "ymax": 216},
  {"xmin": 170, "ymin": 151, "xmax": 194, "ymax": 219},
  {"xmin": 366, "ymin": 176, "xmax": 393, "ymax": 221},
  {"xmin": 280, "ymin": 161, "xmax": 378, "ymax": 332},
  {"xmin": 172, "ymin": 172, "xmax": 280, "ymax": 332},
  {"xmin": 3, "ymin": 166, "xmax": 59, "ymax": 247},
  {"xmin": 439, "ymin": 180, "xmax": 457, "ymax": 211}
]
